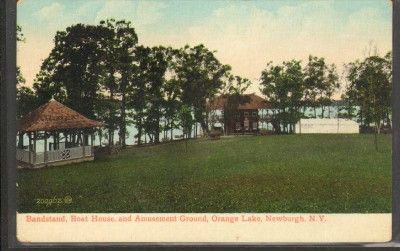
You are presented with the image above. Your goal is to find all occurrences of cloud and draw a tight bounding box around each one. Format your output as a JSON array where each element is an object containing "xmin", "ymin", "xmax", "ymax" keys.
[
  {"xmin": 95, "ymin": 0, "xmax": 167, "ymax": 27},
  {"xmin": 18, "ymin": 0, "xmax": 391, "ymax": 99},
  {"xmin": 33, "ymin": 2, "xmax": 64, "ymax": 23},
  {"xmin": 19, "ymin": 0, "xmax": 168, "ymax": 88},
  {"xmin": 144, "ymin": 1, "xmax": 391, "ymax": 96}
]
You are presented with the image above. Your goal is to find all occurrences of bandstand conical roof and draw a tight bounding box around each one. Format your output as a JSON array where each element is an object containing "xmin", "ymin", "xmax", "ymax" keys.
[{"xmin": 17, "ymin": 99, "xmax": 102, "ymax": 133}]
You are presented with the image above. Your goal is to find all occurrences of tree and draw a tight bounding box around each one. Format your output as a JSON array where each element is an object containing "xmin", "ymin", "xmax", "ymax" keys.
[
  {"xmin": 338, "ymin": 94, "xmax": 357, "ymax": 120},
  {"xmin": 33, "ymin": 20, "xmax": 140, "ymax": 147},
  {"xmin": 163, "ymin": 78, "xmax": 182, "ymax": 141},
  {"xmin": 344, "ymin": 53, "xmax": 392, "ymax": 149},
  {"xmin": 303, "ymin": 56, "xmax": 340, "ymax": 118},
  {"xmin": 173, "ymin": 44, "xmax": 231, "ymax": 135},
  {"xmin": 99, "ymin": 19, "xmax": 138, "ymax": 147},
  {"xmin": 33, "ymin": 24, "xmax": 108, "ymax": 119},
  {"xmin": 260, "ymin": 60, "xmax": 304, "ymax": 133},
  {"xmin": 126, "ymin": 45, "xmax": 147, "ymax": 145},
  {"xmin": 321, "ymin": 64, "xmax": 340, "ymax": 118},
  {"xmin": 142, "ymin": 46, "xmax": 170, "ymax": 144},
  {"xmin": 178, "ymin": 104, "xmax": 195, "ymax": 152},
  {"xmin": 127, "ymin": 45, "xmax": 168, "ymax": 145},
  {"xmin": 221, "ymin": 75, "xmax": 251, "ymax": 134}
]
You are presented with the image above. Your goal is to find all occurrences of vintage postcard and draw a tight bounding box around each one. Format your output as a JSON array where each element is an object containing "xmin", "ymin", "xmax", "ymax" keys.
[{"xmin": 15, "ymin": 0, "xmax": 393, "ymax": 243}]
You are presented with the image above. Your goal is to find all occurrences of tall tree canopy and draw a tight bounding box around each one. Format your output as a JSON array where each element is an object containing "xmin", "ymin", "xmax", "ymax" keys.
[
  {"xmin": 221, "ymin": 75, "xmax": 252, "ymax": 132},
  {"xmin": 33, "ymin": 20, "xmax": 139, "ymax": 147},
  {"xmin": 260, "ymin": 60, "xmax": 304, "ymax": 133},
  {"xmin": 303, "ymin": 55, "xmax": 340, "ymax": 118},
  {"xmin": 99, "ymin": 19, "xmax": 138, "ymax": 147},
  {"xmin": 142, "ymin": 46, "xmax": 169, "ymax": 143},
  {"xmin": 344, "ymin": 52, "xmax": 392, "ymax": 132},
  {"xmin": 173, "ymin": 44, "xmax": 231, "ymax": 134},
  {"xmin": 33, "ymin": 23, "xmax": 110, "ymax": 119}
]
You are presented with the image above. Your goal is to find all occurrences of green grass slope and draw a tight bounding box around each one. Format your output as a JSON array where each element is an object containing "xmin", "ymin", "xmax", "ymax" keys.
[{"xmin": 17, "ymin": 134, "xmax": 391, "ymax": 213}]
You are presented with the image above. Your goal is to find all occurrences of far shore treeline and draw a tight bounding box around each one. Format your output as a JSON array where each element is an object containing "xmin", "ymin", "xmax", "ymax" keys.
[{"xmin": 16, "ymin": 20, "xmax": 392, "ymax": 146}]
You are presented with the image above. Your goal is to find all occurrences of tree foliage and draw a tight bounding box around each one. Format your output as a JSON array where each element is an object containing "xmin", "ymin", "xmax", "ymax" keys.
[
  {"xmin": 173, "ymin": 44, "xmax": 231, "ymax": 134},
  {"xmin": 260, "ymin": 60, "xmax": 304, "ymax": 133},
  {"xmin": 33, "ymin": 24, "xmax": 109, "ymax": 119},
  {"xmin": 22, "ymin": 16, "xmax": 393, "ymax": 147},
  {"xmin": 344, "ymin": 53, "xmax": 392, "ymax": 132},
  {"xmin": 221, "ymin": 75, "xmax": 251, "ymax": 132},
  {"xmin": 303, "ymin": 56, "xmax": 340, "ymax": 118}
]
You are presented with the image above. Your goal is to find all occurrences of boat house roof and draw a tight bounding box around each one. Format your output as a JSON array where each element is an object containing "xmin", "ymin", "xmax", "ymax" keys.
[{"xmin": 207, "ymin": 93, "xmax": 270, "ymax": 110}]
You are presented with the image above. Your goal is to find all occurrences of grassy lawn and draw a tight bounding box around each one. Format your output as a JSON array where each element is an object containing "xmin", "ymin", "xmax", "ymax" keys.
[{"xmin": 17, "ymin": 134, "xmax": 391, "ymax": 213}]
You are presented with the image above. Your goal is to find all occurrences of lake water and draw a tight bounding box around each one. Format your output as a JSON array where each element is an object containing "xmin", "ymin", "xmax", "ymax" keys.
[{"xmin": 18, "ymin": 105, "xmax": 360, "ymax": 152}]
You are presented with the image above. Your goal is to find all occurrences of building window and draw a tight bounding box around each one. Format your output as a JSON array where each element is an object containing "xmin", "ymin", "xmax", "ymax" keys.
[
  {"xmin": 235, "ymin": 122, "xmax": 241, "ymax": 131},
  {"xmin": 244, "ymin": 118, "xmax": 250, "ymax": 131},
  {"xmin": 244, "ymin": 111, "xmax": 249, "ymax": 117},
  {"xmin": 252, "ymin": 111, "xmax": 258, "ymax": 117},
  {"xmin": 252, "ymin": 121, "xmax": 258, "ymax": 130}
]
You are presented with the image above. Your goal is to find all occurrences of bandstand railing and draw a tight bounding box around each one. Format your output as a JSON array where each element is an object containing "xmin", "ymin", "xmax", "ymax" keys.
[{"xmin": 16, "ymin": 146, "xmax": 93, "ymax": 166}]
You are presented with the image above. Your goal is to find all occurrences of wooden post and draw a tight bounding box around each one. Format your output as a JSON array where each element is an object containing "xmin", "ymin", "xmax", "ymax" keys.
[
  {"xmin": 261, "ymin": 109, "xmax": 264, "ymax": 130},
  {"xmin": 18, "ymin": 132, "xmax": 24, "ymax": 149},
  {"xmin": 44, "ymin": 131, "xmax": 48, "ymax": 163},
  {"xmin": 91, "ymin": 133, "xmax": 94, "ymax": 156},
  {"xmin": 53, "ymin": 133, "xmax": 57, "ymax": 150},
  {"xmin": 82, "ymin": 131, "xmax": 86, "ymax": 157},
  {"xmin": 28, "ymin": 132, "xmax": 32, "ymax": 164},
  {"xmin": 32, "ymin": 132, "xmax": 37, "ymax": 164},
  {"xmin": 33, "ymin": 132, "xmax": 36, "ymax": 152}
]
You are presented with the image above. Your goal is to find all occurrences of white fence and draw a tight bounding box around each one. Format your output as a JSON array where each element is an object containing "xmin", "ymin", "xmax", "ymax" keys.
[
  {"xmin": 17, "ymin": 146, "xmax": 93, "ymax": 165},
  {"xmin": 16, "ymin": 148, "xmax": 31, "ymax": 163},
  {"xmin": 295, "ymin": 119, "xmax": 359, "ymax": 134}
]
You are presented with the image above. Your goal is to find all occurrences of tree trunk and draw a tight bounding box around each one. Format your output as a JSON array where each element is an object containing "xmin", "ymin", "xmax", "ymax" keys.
[
  {"xmin": 155, "ymin": 115, "xmax": 160, "ymax": 144},
  {"xmin": 170, "ymin": 121, "xmax": 173, "ymax": 141},
  {"xmin": 386, "ymin": 111, "xmax": 391, "ymax": 128},
  {"xmin": 374, "ymin": 126, "xmax": 379, "ymax": 151},
  {"xmin": 164, "ymin": 120, "xmax": 167, "ymax": 140},
  {"xmin": 185, "ymin": 134, "xmax": 188, "ymax": 153},
  {"xmin": 108, "ymin": 129, "xmax": 113, "ymax": 146},
  {"xmin": 137, "ymin": 124, "xmax": 142, "ymax": 145},
  {"xmin": 200, "ymin": 120, "xmax": 209, "ymax": 135},
  {"xmin": 377, "ymin": 121, "xmax": 381, "ymax": 134},
  {"xmin": 119, "ymin": 92, "xmax": 127, "ymax": 148}
]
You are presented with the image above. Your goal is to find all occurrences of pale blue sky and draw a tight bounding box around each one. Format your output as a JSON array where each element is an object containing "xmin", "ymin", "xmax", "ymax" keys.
[{"xmin": 17, "ymin": 0, "xmax": 392, "ymax": 95}]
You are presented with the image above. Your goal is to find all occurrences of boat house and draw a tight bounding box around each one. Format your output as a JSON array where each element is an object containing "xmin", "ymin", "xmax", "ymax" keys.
[
  {"xmin": 16, "ymin": 99, "xmax": 102, "ymax": 168},
  {"xmin": 207, "ymin": 93, "xmax": 269, "ymax": 134}
]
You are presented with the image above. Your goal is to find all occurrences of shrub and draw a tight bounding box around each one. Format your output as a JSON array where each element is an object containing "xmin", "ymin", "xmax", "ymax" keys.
[
  {"xmin": 259, "ymin": 128, "xmax": 273, "ymax": 136},
  {"xmin": 209, "ymin": 130, "xmax": 222, "ymax": 140}
]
